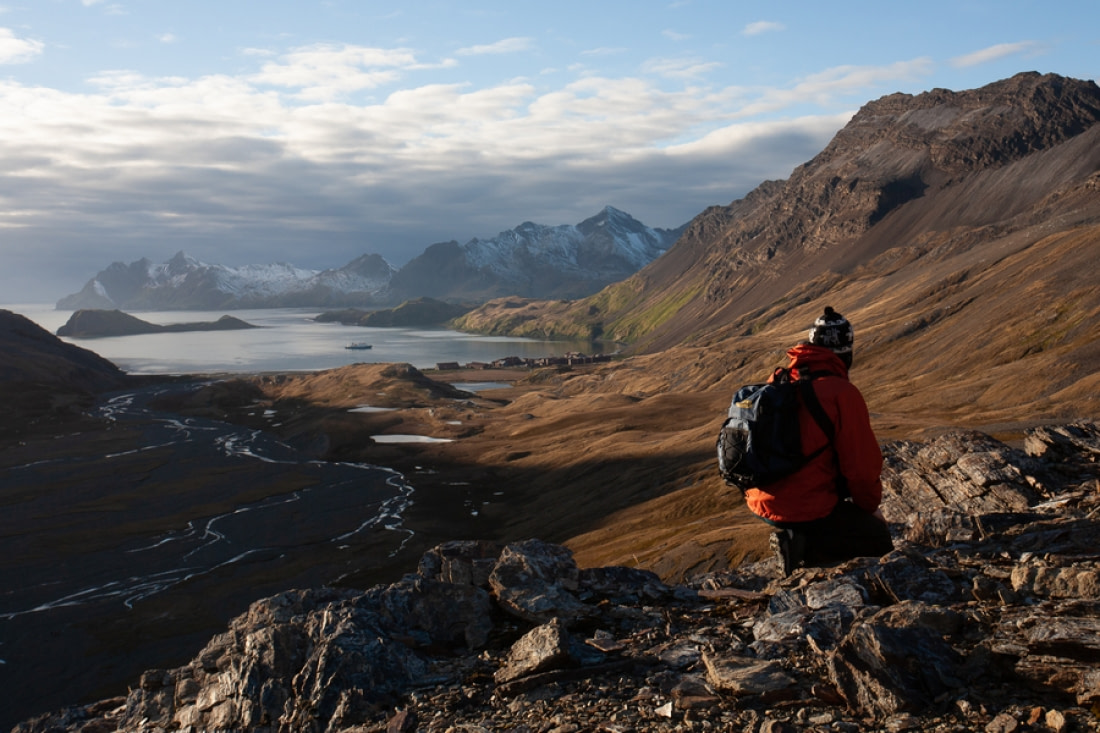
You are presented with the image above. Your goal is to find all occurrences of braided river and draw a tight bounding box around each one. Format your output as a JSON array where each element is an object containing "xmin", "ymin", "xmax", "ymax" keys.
[{"xmin": 0, "ymin": 304, "xmax": 586, "ymax": 726}]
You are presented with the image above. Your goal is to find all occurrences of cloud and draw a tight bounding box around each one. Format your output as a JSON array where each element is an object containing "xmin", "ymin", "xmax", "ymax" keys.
[
  {"xmin": 642, "ymin": 56, "xmax": 722, "ymax": 80},
  {"xmin": 456, "ymin": 37, "xmax": 533, "ymax": 56},
  {"xmin": 0, "ymin": 48, "xmax": 936, "ymax": 300},
  {"xmin": 250, "ymin": 44, "xmax": 432, "ymax": 101},
  {"xmin": 728, "ymin": 59, "xmax": 934, "ymax": 118},
  {"xmin": 743, "ymin": 21, "xmax": 785, "ymax": 36},
  {"xmin": 662, "ymin": 29, "xmax": 690, "ymax": 41},
  {"xmin": 157, "ymin": 33, "xmax": 177, "ymax": 44},
  {"xmin": 950, "ymin": 41, "xmax": 1042, "ymax": 68},
  {"xmin": 0, "ymin": 27, "xmax": 43, "ymax": 64}
]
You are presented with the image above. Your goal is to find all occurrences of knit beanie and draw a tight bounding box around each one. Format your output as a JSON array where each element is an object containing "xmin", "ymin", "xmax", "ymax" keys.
[{"xmin": 808, "ymin": 306, "xmax": 854, "ymax": 364}]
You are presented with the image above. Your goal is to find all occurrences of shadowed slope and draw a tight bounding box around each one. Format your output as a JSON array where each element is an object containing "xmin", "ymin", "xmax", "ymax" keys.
[{"xmin": 0, "ymin": 310, "xmax": 129, "ymax": 441}]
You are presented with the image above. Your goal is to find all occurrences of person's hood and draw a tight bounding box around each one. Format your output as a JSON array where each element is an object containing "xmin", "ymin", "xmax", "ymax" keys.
[{"xmin": 786, "ymin": 343, "xmax": 849, "ymax": 379}]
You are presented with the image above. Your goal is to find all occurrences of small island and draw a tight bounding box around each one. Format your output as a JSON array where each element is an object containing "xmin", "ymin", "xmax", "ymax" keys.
[{"xmin": 56, "ymin": 309, "xmax": 259, "ymax": 338}]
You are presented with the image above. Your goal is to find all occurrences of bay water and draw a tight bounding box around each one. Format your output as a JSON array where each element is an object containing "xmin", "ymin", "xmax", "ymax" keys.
[{"xmin": 7, "ymin": 303, "xmax": 593, "ymax": 375}]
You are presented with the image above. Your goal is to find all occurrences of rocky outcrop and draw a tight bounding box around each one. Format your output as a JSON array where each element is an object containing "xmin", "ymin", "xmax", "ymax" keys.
[{"xmin": 14, "ymin": 423, "xmax": 1100, "ymax": 732}]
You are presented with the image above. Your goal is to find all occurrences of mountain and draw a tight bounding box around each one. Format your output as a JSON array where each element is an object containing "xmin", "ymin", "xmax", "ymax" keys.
[
  {"xmin": 11, "ymin": 72, "xmax": 1100, "ymax": 730},
  {"xmin": 56, "ymin": 251, "xmax": 397, "ymax": 311},
  {"xmin": 56, "ymin": 208, "xmax": 683, "ymax": 311},
  {"xmin": 388, "ymin": 206, "xmax": 686, "ymax": 302},
  {"xmin": 313, "ymin": 297, "xmax": 473, "ymax": 327}
]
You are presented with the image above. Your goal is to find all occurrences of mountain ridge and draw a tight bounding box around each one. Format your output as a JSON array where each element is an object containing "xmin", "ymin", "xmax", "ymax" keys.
[
  {"xmin": 390, "ymin": 206, "xmax": 684, "ymax": 302},
  {"xmin": 57, "ymin": 251, "xmax": 397, "ymax": 311},
  {"xmin": 56, "ymin": 206, "xmax": 685, "ymax": 311}
]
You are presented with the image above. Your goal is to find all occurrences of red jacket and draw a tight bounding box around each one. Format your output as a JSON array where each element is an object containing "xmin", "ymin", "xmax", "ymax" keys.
[{"xmin": 744, "ymin": 344, "xmax": 883, "ymax": 524}]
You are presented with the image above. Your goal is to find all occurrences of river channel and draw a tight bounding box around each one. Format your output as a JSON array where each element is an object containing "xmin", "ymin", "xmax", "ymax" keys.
[{"xmin": 0, "ymin": 380, "xmax": 416, "ymax": 727}]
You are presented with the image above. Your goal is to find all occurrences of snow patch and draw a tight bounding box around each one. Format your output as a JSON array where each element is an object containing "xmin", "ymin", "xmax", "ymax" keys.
[{"xmin": 372, "ymin": 435, "xmax": 453, "ymax": 444}]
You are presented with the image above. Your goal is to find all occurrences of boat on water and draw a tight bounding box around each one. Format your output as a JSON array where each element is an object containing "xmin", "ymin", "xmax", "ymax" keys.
[{"xmin": 345, "ymin": 342, "xmax": 373, "ymax": 350}]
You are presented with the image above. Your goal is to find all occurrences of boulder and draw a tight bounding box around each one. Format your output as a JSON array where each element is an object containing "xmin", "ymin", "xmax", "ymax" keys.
[
  {"xmin": 488, "ymin": 538, "xmax": 591, "ymax": 624},
  {"xmin": 826, "ymin": 605, "xmax": 964, "ymax": 717},
  {"xmin": 493, "ymin": 617, "xmax": 594, "ymax": 684}
]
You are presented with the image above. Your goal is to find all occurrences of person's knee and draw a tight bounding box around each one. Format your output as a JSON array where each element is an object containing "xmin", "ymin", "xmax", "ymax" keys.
[{"xmin": 802, "ymin": 503, "xmax": 893, "ymax": 564}]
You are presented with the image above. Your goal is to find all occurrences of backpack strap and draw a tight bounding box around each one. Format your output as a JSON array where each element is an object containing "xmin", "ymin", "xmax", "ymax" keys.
[{"xmin": 796, "ymin": 372, "xmax": 834, "ymax": 441}]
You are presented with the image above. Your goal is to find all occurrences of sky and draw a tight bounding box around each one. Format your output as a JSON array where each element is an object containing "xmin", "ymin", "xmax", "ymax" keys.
[{"xmin": 0, "ymin": 1, "xmax": 1096, "ymax": 303}]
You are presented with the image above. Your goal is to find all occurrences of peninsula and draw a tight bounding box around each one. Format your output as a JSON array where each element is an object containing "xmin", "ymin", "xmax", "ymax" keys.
[{"xmin": 56, "ymin": 309, "xmax": 259, "ymax": 338}]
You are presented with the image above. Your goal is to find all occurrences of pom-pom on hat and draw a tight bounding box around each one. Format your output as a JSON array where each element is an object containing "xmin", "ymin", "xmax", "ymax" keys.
[{"xmin": 808, "ymin": 306, "xmax": 854, "ymax": 355}]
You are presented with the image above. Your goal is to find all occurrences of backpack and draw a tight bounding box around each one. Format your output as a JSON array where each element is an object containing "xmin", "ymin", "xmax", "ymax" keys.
[{"xmin": 716, "ymin": 367, "xmax": 835, "ymax": 492}]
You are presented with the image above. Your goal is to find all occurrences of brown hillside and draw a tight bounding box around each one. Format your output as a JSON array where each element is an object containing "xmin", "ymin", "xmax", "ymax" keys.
[{"xmin": 9, "ymin": 73, "xmax": 1097, "ymax": 587}]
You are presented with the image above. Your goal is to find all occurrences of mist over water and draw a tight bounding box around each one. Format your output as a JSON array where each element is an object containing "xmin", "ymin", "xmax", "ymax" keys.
[{"xmin": 9, "ymin": 304, "xmax": 594, "ymax": 374}]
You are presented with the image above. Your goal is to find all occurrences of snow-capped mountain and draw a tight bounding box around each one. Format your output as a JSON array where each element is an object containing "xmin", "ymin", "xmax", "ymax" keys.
[
  {"xmin": 57, "ymin": 251, "xmax": 396, "ymax": 311},
  {"xmin": 56, "ymin": 207, "xmax": 686, "ymax": 310},
  {"xmin": 388, "ymin": 206, "xmax": 685, "ymax": 301}
]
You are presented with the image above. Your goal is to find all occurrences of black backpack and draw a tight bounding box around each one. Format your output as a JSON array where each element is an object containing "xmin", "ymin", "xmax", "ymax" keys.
[{"xmin": 716, "ymin": 367, "xmax": 835, "ymax": 492}]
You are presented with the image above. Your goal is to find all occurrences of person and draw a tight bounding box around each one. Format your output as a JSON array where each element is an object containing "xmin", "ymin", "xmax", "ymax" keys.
[{"xmin": 745, "ymin": 306, "xmax": 894, "ymax": 575}]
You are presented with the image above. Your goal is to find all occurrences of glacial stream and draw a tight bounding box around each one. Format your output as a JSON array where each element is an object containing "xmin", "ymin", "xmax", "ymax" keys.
[{"xmin": 0, "ymin": 381, "xmax": 416, "ymax": 726}]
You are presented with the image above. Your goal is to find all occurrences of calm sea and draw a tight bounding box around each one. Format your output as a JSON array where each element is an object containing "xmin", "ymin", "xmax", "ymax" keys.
[{"xmin": 7, "ymin": 304, "xmax": 593, "ymax": 375}]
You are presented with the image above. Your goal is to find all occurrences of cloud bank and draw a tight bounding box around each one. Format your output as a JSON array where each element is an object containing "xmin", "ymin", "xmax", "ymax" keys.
[
  {"xmin": 951, "ymin": 41, "xmax": 1042, "ymax": 68},
  {"xmin": 0, "ymin": 26, "xmax": 939, "ymax": 300}
]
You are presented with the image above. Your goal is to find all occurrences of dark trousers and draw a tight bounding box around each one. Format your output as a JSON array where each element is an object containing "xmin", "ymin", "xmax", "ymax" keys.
[{"xmin": 773, "ymin": 500, "xmax": 894, "ymax": 567}]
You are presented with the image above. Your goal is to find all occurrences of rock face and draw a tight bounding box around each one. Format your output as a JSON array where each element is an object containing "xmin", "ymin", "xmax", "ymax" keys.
[
  {"xmin": 689, "ymin": 71, "xmax": 1100, "ymax": 325},
  {"xmin": 15, "ymin": 422, "xmax": 1100, "ymax": 732}
]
